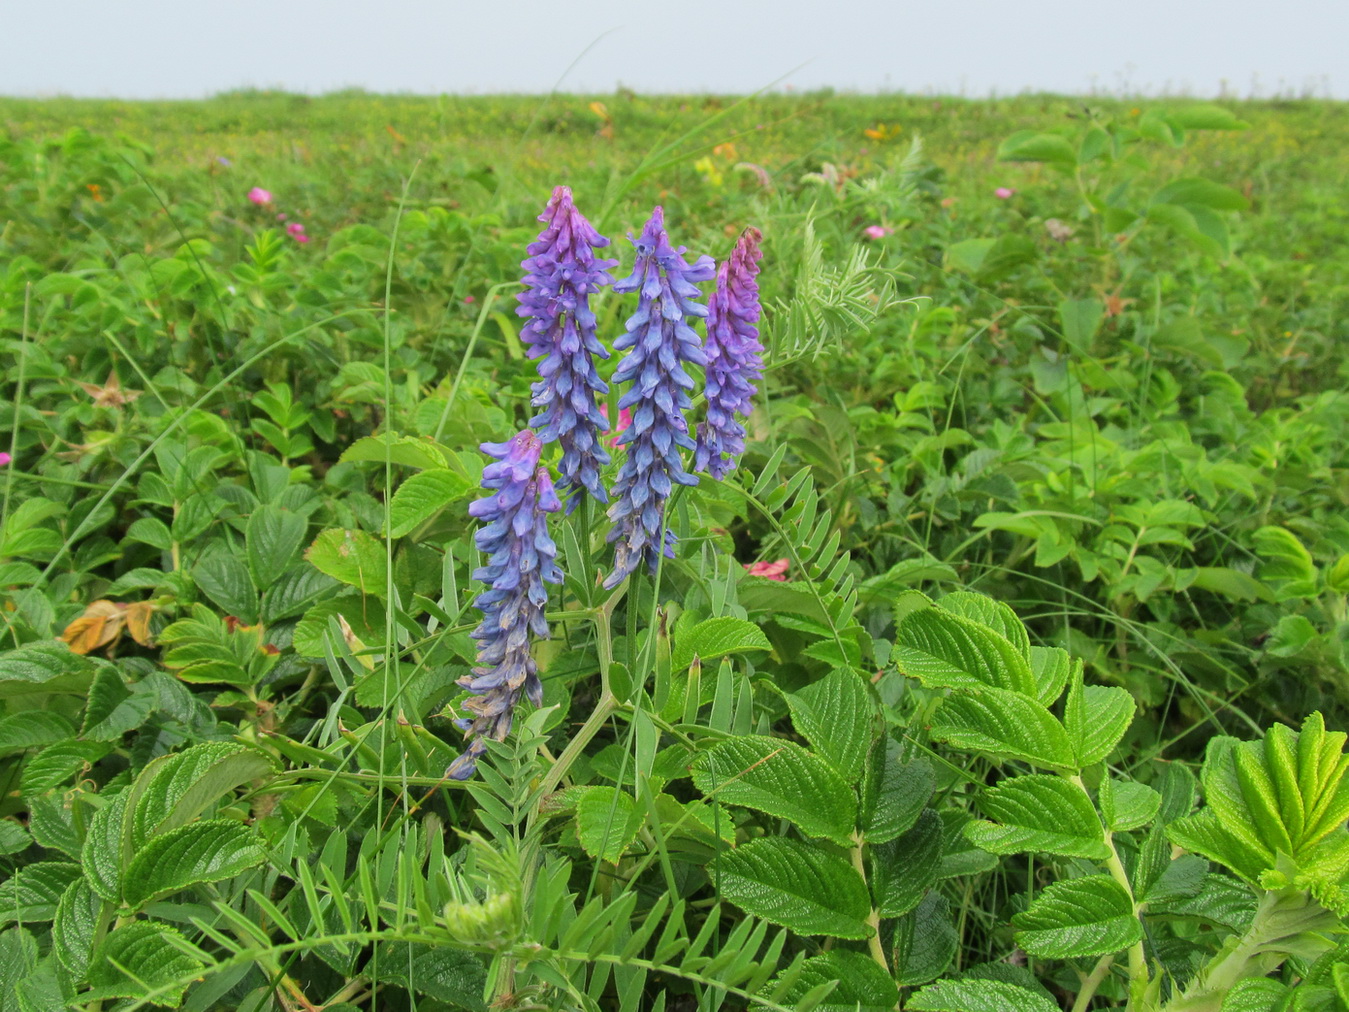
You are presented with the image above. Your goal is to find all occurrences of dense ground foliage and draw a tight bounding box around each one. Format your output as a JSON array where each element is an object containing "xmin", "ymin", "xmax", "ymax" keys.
[{"xmin": 2, "ymin": 91, "xmax": 1349, "ymax": 1011}]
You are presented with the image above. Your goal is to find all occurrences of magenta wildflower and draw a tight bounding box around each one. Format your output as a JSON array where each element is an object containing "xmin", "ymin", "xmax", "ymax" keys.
[
  {"xmin": 995, "ymin": 187, "xmax": 1016, "ymax": 199},
  {"xmin": 603, "ymin": 207, "xmax": 715, "ymax": 589},
  {"xmin": 863, "ymin": 225, "xmax": 892, "ymax": 240},
  {"xmin": 517, "ymin": 186, "xmax": 618, "ymax": 510},
  {"xmin": 447, "ymin": 431, "xmax": 563, "ymax": 780},
  {"xmin": 694, "ymin": 227, "xmax": 763, "ymax": 481},
  {"xmin": 247, "ymin": 187, "xmax": 273, "ymax": 205},
  {"xmin": 285, "ymin": 222, "xmax": 309, "ymax": 243},
  {"xmin": 0, "ymin": 452, "xmax": 11, "ymax": 467}
]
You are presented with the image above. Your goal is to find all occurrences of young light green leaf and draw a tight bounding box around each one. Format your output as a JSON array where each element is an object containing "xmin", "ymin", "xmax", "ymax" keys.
[
  {"xmin": 0, "ymin": 862, "xmax": 83, "ymax": 927},
  {"xmin": 859, "ymin": 739, "xmax": 934, "ymax": 844},
  {"xmin": 388, "ymin": 469, "xmax": 473, "ymax": 539},
  {"xmin": 718, "ymin": 836, "xmax": 872, "ymax": 939},
  {"xmin": 872, "ymin": 809, "xmax": 943, "ymax": 917},
  {"xmin": 123, "ymin": 820, "xmax": 266, "ymax": 908},
  {"xmin": 1063, "ymin": 667, "xmax": 1135, "ymax": 767},
  {"xmin": 246, "ymin": 504, "xmax": 308, "ymax": 589},
  {"xmin": 1012, "ymin": 874, "xmax": 1142, "ymax": 959},
  {"xmin": 935, "ymin": 592, "xmax": 1031, "ymax": 658},
  {"xmin": 1100, "ymin": 777, "xmax": 1161, "ymax": 832},
  {"xmin": 908, "ymin": 979, "xmax": 1062, "ymax": 1012},
  {"xmin": 930, "ymin": 688, "xmax": 1075, "ymax": 771},
  {"xmin": 965, "ymin": 774, "xmax": 1109, "ymax": 859},
  {"xmin": 691, "ymin": 736, "xmax": 856, "ymax": 844},
  {"xmin": 671, "ymin": 617, "xmax": 770, "ymax": 672},
  {"xmin": 305, "ymin": 528, "xmax": 390, "ymax": 597},
  {"xmin": 786, "ymin": 667, "xmax": 875, "ymax": 783},
  {"xmin": 1028, "ymin": 647, "xmax": 1075, "ymax": 707},
  {"xmin": 83, "ymin": 920, "xmax": 206, "ymax": 1007},
  {"xmin": 574, "ymin": 787, "xmax": 644, "ymax": 864},
  {"xmin": 896, "ymin": 608, "xmax": 1036, "ymax": 698},
  {"xmin": 1253, "ymin": 526, "xmax": 1318, "ymax": 601}
]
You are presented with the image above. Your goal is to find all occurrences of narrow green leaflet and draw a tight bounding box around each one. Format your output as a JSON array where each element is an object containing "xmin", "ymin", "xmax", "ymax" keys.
[
  {"xmin": 574, "ymin": 787, "xmax": 645, "ymax": 864},
  {"xmin": 718, "ymin": 836, "xmax": 872, "ymax": 939},
  {"xmin": 767, "ymin": 951, "xmax": 899, "ymax": 1011},
  {"xmin": 859, "ymin": 739, "xmax": 934, "ymax": 844},
  {"xmin": 965, "ymin": 774, "xmax": 1109, "ymax": 859},
  {"xmin": 81, "ymin": 791, "xmax": 129, "ymax": 902},
  {"xmin": 691, "ymin": 736, "xmax": 856, "ymax": 844},
  {"xmin": 82, "ymin": 920, "xmax": 207, "ymax": 1007},
  {"xmin": 896, "ymin": 608, "xmax": 1037, "ymax": 697},
  {"xmin": 122, "ymin": 820, "xmax": 266, "ymax": 908},
  {"xmin": 872, "ymin": 809, "xmax": 943, "ymax": 917},
  {"xmin": 908, "ymin": 979, "xmax": 1062, "ymax": 1012},
  {"xmin": 930, "ymin": 688, "xmax": 1076, "ymax": 771},
  {"xmin": 0, "ymin": 862, "xmax": 83, "ymax": 928},
  {"xmin": 1063, "ymin": 670, "xmax": 1135, "ymax": 768},
  {"xmin": 1012, "ymin": 874, "xmax": 1142, "ymax": 959},
  {"xmin": 786, "ymin": 667, "xmax": 874, "ymax": 783},
  {"xmin": 388, "ymin": 469, "xmax": 473, "ymax": 539},
  {"xmin": 671, "ymin": 617, "xmax": 770, "ymax": 672}
]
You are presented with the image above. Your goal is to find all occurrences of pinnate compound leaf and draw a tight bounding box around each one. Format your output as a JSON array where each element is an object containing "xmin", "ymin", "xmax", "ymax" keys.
[
  {"xmin": 787, "ymin": 667, "xmax": 874, "ymax": 783},
  {"xmin": 388, "ymin": 469, "xmax": 473, "ymax": 539},
  {"xmin": 966, "ymin": 774, "xmax": 1109, "ymax": 859},
  {"xmin": 1012, "ymin": 874, "xmax": 1142, "ymax": 959},
  {"xmin": 671, "ymin": 617, "xmax": 770, "ymax": 672},
  {"xmin": 872, "ymin": 809, "xmax": 943, "ymax": 917},
  {"xmin": 691, "ymin": 736, "xmax": 855, "ymax": 844},
  {"xmin": 768, "ymin": 951, "xmax": 899, "ymax": 1011},
  {"xmin": 930, "ymin": 688, "xmax": 1075, "ymax": 770},
  {"xmin": 574, "ymin": 787, "xmax": 644, "ymax": 864},
  {"xmin": 123, "ymin": 820, "xmax": 266, "ymax": 908},
  {"xmin": 1063, "ymin": 667, "xmax": 1135, "ymax": 767},
  {"xmin": 0, "ymin": 862, "xmax": 83, "ymax": 927},
  {"xmin": 129, "ymin": 742, "xmax": 276, "ymax": 849},
  {"xmin": 83, "ymin": 920, "xmax": 206, "ymax": 1007},
  {"xmin": 896, "ymin": 608, "xmax": 1036, "ymax": 697},
  {"xmin": 908, "ymin": 979, "xmax": 1061, "ymax": 1012},
  {"xmin": 718, "ymin": 836, "xmax": 872, "ymax": 939},
  {"xmin": 859, "ymin": 738, "xmax": 934, "ymax": 843}
]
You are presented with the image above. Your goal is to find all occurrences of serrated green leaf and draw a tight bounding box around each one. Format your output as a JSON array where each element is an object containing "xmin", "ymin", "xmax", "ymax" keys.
[
  {"xmin": 873, "ymin": 809, "xmax": 943, "ymax": 917},
  {"xmin": 786, "ymin": 667, "xmax": 874, "ymax": 783},
  {"xmin": 0, "ymin": 820, "xmax": 30, "ymax": 856},
  {"xmin": 671, "ymin": 617, "xmax": 770, "ymax": 672},
  {"xmin": 388, "ymin": 469, "xmax": 473, "ymax": 539},
  {"xmin": 1028, "ymin": 647, "xmax": 1075, "ymax": 707},
  {"xmin": 896, "ymin": 608, "xmax": 1036, "ymax": 697},
  {"xmin": 718, "ymin": 836, "xmax": 872, "ymax": 938},
  {"xmin": 859, "ymin": 738, "xmax": 934, "ymax": 844},
  {"xmin": 84, "ymin": 920, "xmax": 206, "ymax": 1007},
  {"xmin": 1253, "ymin": 526, "xmax": 1318, "ymax": 601},
  {"xmin": 1151, "ymin": 873, "xmax": 1257, "ymax": 932},
  {"xmin": 939, "ymin": 810, "xmax": 1000, "ymax": 879},
  {"xmin": 998, "ymin": 130, "xmax": 1078, "ymax": 165},
  {"xmin": 123, "ymin": 820, "xmax": 266, "ymax": 908},
  {"xmin": 930, "ymin": 688, "xmax": 1075, "ymax": 770},
  {"xmin": 909, "ymin": 978, "xmax": 1062, "ymax": 1012},
  {"xmin": 53, "ymin": 878, "xmax": 102, "ymax": 979},
  {"xmin": 1142, "ymin": 854, "xmax": 1209, "ymax": 905},
  {"xmin": 1100, "ymin": 777, "xmax": 1161, "ymax": 832},
  {"xmin": 894, "ymin": 890, "xmax": 957, "ymax": 985},
  {"xmin": 1169, "ymin": 810, "xmax": 1270, "ymax": 884},
  {"xmin": 82, "ymin": 791, "xmax": 130, "ymax": 902},
  {"xmin": 339, "ymin": 433, "xmax": 447, "ymax": 470},
  {"xmin": 1218, "ymin": 978, "xmax": 1288, "ymax": 1012},
  {"xmin": 260, "ymin": 566, "xmax": 341, "ymax": 623},
  {"xmin": 574, "ymin": 787, "xmax": 644, "ymax": 864},
  {"xmin": 305, "ymin": 528, "xmax": 390, "ymax": 597},
  {"xmin": 20, "ymin": 739, "xmax": 112, "ymax": 796},
  {"xmin": 767, "ymin": 951, "xmax": 899, "ymax": 1011},
  {"xmin": 246, "ymin": 504, "xmax": 308, "ymax": 589},
  {"xmin": 692, "ymin": 736, "xmax": 855, "ymax": 844},
  {"xmin": 0, "ymin": 643, "xmax": 96, "ymax": 698},
  {"xmin": 1063, "ymin": 666, "xmax": 1135, "ymax": 767},
  {"xmin": 0, "ymin": 712, "xmax": 75, "ymax": 757},
  {"xmin": 375, "ymin": 943, "xmax": 487, "ymax": 1010},
  {"xmin": 1012, "ymin": 875, "xmax": 1142, "ymax": 959},
  {"xmin": 191, "ymin": 546, "xmax": 258, "ymax": 623},
  {"xmin": 0, "ymin": 862, "xmax": 83, "ymax": 928},
  {"xmin": 129, "ymin": 742, "xmax": 276, "ymax": 850},
  {"xmin": 966, "ymin": 774, "xmax": 1109, "ymax": 859},
  {"xmin": 80, "ymin": 663, "xmax": 133, "ymax": 738}
]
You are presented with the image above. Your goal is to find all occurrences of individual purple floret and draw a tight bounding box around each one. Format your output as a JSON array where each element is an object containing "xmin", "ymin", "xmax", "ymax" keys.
[
  {"xmin": 447, "ymin": 430, "xmax": 563, "ymax": 780},
  {"xmin": 694, "ymin": 227, "xmax": 764, "ymax": 481},
  {"xmin": 517, "ymin": 186, "xmax": 618, "ymax": 510},
  {"xmin": 603, "ymin": 207, "xmax": 716, "ymax": 589}
]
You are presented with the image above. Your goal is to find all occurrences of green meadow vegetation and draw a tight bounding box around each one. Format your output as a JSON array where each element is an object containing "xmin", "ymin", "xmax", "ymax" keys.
[{"xmin": 3, "ymin": 90, "xmax": 1349, "ymax": 1010}]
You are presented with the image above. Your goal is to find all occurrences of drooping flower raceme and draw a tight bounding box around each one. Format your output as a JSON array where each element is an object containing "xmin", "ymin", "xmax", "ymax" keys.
[
  {"xmin": 517, "ymin": 186, "xmax": 617, "ymax": 510},
  {"xmin": 603, "ymin": 207, "xmax": 715, "ymax": 589},
  {"xmin": 447, "ymin": 431, "xmax": 562, "ymax": 780},
  {"xmin": 694, "ymin": 227, "xmax": 764, "ymax": 481}
]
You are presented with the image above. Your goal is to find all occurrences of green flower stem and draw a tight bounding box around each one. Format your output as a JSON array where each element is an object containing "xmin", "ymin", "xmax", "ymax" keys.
[
  {"xmin": 1070, "ymin": 952, "xmax": 1117, "ymax": 1012},
  {"xmin": 849, "ymin": 831, "xmax": 893, "ymax": 984}
]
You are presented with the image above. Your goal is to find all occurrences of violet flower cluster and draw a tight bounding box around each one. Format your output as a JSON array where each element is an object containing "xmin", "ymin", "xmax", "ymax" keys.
[
  {"xmin": 602, "ymin": 207, "xmax": 717, "ymax": 589},
  {"xmin": 517, "ymin": 186, "xmax": 617, "ymax": 510},
  {"xmin": 694, "ymin": 227, "xmax": 764, "ymax": 481},
  {"xmin": 447, "ymin": 430, "xmax": 562, "ymax": 781}
]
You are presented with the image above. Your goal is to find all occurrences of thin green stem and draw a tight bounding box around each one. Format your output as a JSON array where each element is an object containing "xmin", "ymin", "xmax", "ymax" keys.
[
  {"xmin": 849, "ymin": 831, "xmax": 893, "ymax": 986},
  {"xmin": 1072, "ymin": 952, "xmax": 1117, "ymax": 1012}
]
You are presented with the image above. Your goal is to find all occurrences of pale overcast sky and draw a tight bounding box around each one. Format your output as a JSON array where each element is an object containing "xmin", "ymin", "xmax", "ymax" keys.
[{"xmin": 2, "ymin": 0, "xmax": 1344, "ymax": 99}]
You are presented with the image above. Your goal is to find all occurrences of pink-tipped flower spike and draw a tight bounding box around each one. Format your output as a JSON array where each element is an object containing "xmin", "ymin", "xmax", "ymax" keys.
[
  {"xmin": 994, "ymin": 187, "xmax": 1015, "ymax": 200},
  {"xmin": 247, "ymin": 187, "xmax": 273, "ymax": 205}
]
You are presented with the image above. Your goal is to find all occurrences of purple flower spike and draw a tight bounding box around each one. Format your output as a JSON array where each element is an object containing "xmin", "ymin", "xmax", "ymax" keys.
[
  {"xmin": 695, "ymin": 227, "xmax": 764, "ymax": 481},
  {"xmin": 603, "ymin": 207, "xmax": 716, "ymax": 589},
  {"xmin": 447, "ymin": 430, "xmax": 563, "ymax": 780},
  {"xmin": 517, "ymin": 186, "xmax": 618, "ymax": 510}
]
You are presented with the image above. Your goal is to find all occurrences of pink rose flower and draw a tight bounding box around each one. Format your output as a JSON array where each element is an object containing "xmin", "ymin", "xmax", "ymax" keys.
[
  {"xmin": 995, "ymin": 187, "xmax": 1016, "ymax": 199},
  {"xmin": 463, "ymin": 295, "xmax": 475, "ymax": 304},
  {"xmin": 247, "ymin": 187, "xmax": 273, "ymax": 205},
  {"xmin": 285, "ymin": 222, "xmax": 310, "ymax": 243},
  {"xmin": 0, "ymin": 452, "xmax": 11, "ymax": 467},
  {"xmin": 863, "ymin": 225, "xmax": 893, "ymax": 241},
  {"xmin": 743, "ymin": 559, "xmax": 789, "ymax": 581}
]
